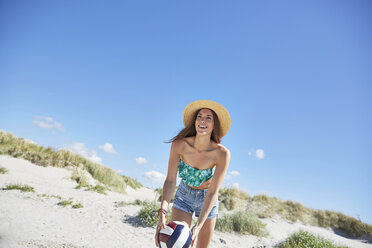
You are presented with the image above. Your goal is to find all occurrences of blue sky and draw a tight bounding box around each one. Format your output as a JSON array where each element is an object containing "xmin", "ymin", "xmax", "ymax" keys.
[{"xmin": 1, "ymin": 1, "xmax": 371, "ymax": 224}]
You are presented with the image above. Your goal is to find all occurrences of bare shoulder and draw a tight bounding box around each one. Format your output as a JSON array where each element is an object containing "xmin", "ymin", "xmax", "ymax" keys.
[
  {"xmin": 171, "ymin": 139, "xmax": 184, "ymax": 150},
  {"xmin": 171, "ymin": 138, "xmax": 188, "ymax": 153},
  {"xmin": 216, "ymin": 143, "xmax": 230, "ymax": 154},
  {"xmin": 216, "ymin": 144, "xmax": 231, "ymax": 161}
]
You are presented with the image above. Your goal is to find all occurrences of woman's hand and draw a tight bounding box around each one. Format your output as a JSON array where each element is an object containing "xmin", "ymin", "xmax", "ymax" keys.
[
  {"xmin": 190, "ymin": 224, "xmax": 201, "ymax": 247},
  {"xmin": 190, "ymin": 178, "xmax": 211, "ymax": 190},
  {"xmin": 154, "ymin": 212, "xmax": 167, "ymax": 247},
  {"xmin": 200, "ymin": 178, "xmax": 212, "ymax": 189}
]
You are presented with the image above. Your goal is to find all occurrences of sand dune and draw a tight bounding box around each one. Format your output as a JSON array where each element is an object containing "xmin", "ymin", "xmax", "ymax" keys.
[{"xmin": 0, "ymin": 155, "xmax": 371, "ymax": 248}]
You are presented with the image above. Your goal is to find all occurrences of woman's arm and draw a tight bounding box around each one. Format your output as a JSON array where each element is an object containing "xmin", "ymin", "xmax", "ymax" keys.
[
  {"xmin": 160, "ymin": 140, "xmax": 181, "ymax": 213},
  {"xmin": 194, "ymin": 147, "xmax": 231, "ymax": 228},
  {"xmin": 155, "ymin": 140, "xmax": 182, "ymax": 247}
]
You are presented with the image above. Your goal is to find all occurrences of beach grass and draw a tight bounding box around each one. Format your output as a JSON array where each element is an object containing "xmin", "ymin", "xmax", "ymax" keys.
[
  {"xmin": 312, "ymin": 210, "xmax": 372, "ymax": 238},
  {"xmin": 155, "ymin": 186, "xmax": 178, "ymax": 202},
  {"xmin": 217, "ymin": 187, "xmax": 372, "ymax": 239},
  {"xmin": 37, "ymin": 193, "xmax": 62, "ymax": 200},
  {"xmin": 0, "ymin": 131, "xmax": 143, "ymax": 194},
  {"xmin": 71, "ymin": 168, "xmax": 90, "ymax": 187},
  {"xmin": 218, "ymin": 187, "xmax": 250, "ymax": 211},
  {"xmin": 57, "ymin": 199, "xmax": 83, "ymax": 208},
  {"xmin": 216, "ymin": 211, "xmax": 267, "ymax": 236},
  {"xmin": 58, "ymin": 200, "xmax": 73, "ymax": 207},
  {"xmin": 72, "ymin": 203, "xmax": 83, "ymax": 209},
  {"xmin": 247, "ymin": 194, "xmax": 372, "ymax": 238},
  {"xmin": 87, "ymin": 185, "xmax": 107, "ymax": 194},
  {"xmin": 154, "ymin": 183, "xmax": 372, "ymax": 238},
  {"xmin": 137, "ymin": 201, "xmax": 171, "ymax": 227},
  {"xmin": 122, "ymin": 175, "xmax": 142, "ymax": 190},
  {"xmin": 0, "ymin": 167, "xmax": 8, "ymax": 174},
  {"xmin": 155, "ymin": 187, "xmax": 163, "ymax": 202},
  {"xmin": 134, "ymin": 199, "xmax": 146, "ymax": 205},
  {"xmin": 3, "ymin": 184, "xmax": 35, "ymax": 192},
  {"xmin": 115, "ymin": 199, "xmax": 147, "ymax": 207},
  {"xmin": 276, "ymin": 230, "xmax": 349, "ymax": 248},
  {"xmin": 75, "ymin": 184, "xmax": 107, "ymax": 194}
]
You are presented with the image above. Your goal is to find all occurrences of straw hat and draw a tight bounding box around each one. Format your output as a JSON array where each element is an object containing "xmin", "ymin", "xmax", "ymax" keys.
[{"xmin": 183, "ymin": 100, "xmax": 231, "ymax": 137}]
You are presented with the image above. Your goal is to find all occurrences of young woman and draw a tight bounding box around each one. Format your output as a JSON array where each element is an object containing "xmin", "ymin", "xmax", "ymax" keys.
[{"xmin": 154, "ymin": 100, "xmax": 231, "ymax": 248}]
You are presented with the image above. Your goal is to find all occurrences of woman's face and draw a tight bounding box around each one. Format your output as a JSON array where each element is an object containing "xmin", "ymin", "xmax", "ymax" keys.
[{"xmin": 195, "ymin": 108, "xmax": 214, "ymax": 136}]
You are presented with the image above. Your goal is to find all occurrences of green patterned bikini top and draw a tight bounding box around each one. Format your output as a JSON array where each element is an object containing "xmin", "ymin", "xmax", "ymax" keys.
[{"xmin": 178, "ymin": 157, "xmax": 215, "ymax": 187}]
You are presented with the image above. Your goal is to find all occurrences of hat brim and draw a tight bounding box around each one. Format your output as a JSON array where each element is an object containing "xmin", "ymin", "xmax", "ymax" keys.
[{"xmin": 183, "ymin": 100, "xmax": 231, "ymax": 137}]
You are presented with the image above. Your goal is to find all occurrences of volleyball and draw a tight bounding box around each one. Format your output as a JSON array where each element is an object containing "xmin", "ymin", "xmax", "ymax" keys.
[{"xmin": 158, "ymin": 221, "xmax": 192, "ymax": 248}]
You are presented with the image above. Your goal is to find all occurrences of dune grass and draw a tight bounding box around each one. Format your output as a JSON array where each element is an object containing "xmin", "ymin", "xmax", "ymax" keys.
[
  {"xmin": 137, "ymin": 201, "xmax": 171, "ymax": 227},
  {"xmin": 311, "ymin": 210, "xmax": 372, "ymax": 239},
  {"xmin": 216, "ymin": 211, "xmax": 267, "ymax": 236},
  {"xmin": 37, "ymin": 193, "xmax": 62, "ymax": 200},
  {"xmin": 251, "ymin": 195, "xmax": 311, "ymax": 223},
  {"xmin": 217, "ymin": 187, "xmax": 372, "ymax": 239},
  {"xmin": 57, "ymin": 199, "xmax": 83, "ymax": 209},
  {"xmin": 0, "ymin": 167, "xmax": 8, "ymax": 174},
  {"xmin": 153, "ymin": 183, "xmax": 372, "ymax": 238},
  {"xmin": 3, "ymin": 184, "xmax": 35, "ymax": 192},
  {"xmin": 0, "ymin": 131, "xmax": 143, "ymax": 194},
  {"xmin": 72, "ymin": 203, "xmax": 83, "ymax": 209},
  {"xmin": 248, "ymin": 194, "xmax": 372, "ymax": 238},
  {"xmin": 75, "ymin": 184, "xmax": 107, "ymax": 194},
  {"xmin": 218, "ymin": 187, "xmax": 250, "ymax": 211},
  {"xmin": 115, "ymin": 199, "xmax": 147, "ymax": 207},
  {"xmin": 155, "ymin": 187, "xmax": 163, "ymax": 202},
  {"xmin": 155, "ymin": 186, "xmax": 178, "ymax": 202},
  {"xmin": 58, "ymin": 200, "xmax": 73, "ymax": 207},
  {"xmin": 87, "ymin": 185, "xmax": 107, "ymax": 194},
  {"xmin": 122, "ymin": 175, "xmax": 142, "ymax": 190},
  {"xmin": 276, "ymin": 230, "xmax": 348, "ymax": 248},
  {"xmin": 71, "ymin": 168, "xmax": 90, "ymax": 187}
]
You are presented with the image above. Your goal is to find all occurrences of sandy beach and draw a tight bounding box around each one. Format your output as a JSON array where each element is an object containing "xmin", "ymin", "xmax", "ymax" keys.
[{"xmin": 0, "ymin": 155, "xmax": 371, "ymax": 248}]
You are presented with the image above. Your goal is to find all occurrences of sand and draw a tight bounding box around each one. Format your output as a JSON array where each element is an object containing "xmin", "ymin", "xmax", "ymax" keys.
[{"xmin": 0, "ymin": 155, "xmax": 371, "ymax": 248}]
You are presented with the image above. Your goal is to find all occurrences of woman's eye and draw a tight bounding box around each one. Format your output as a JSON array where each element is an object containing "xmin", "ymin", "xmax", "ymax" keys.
[{"xmin": 198, "ymin": 116, "xmax": 212, "ymax": 120}]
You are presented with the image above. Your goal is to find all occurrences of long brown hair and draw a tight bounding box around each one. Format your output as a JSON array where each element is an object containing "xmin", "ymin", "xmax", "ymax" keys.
[{"xmin": 165, "ymin": 108, "xmax": 222, "ymax": 144}]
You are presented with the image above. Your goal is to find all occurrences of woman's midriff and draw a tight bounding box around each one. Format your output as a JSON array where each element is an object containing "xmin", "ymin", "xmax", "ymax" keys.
[
  {"xmin": 187, "ymin": 178, "xmax": 212, "ymax": 190},
  {"xmin": 188, "ymin": 185, "xmax": 209, "ymax": 190}
]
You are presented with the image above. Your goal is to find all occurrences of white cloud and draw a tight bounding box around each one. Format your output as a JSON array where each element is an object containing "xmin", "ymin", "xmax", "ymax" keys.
[
  {"xmin": 136, "ymin": 157, "xmax": 148, "ymax": 164},
  {"xmin": 255, "ymin": 149, "xmax": 265, "ymax": 159},
  {"xmin": 145, "ymin": 170, "xmax": 165, "ymax": 183},
  {"xmin": 66, "ymin": 142, "xmax": 102, "ymax": 164},
  {"xmin": 89, "ymin": 153, "xmax": 102, "ymax": 164},
  {"xmin": 232, "ymin": 183, "xmax": 239, "ymax": 189},
  {"xmin": 230, "ymin": 170, "xmax": 240, "ymax": 176},
  {"xmin": 33, "ymin": 116, "xmax": 64, "ymax": 132},
  {"xmin": 99, "ymin": 142, "xmax": 118, "ymax": 154},
  {"xmin": 117, "ymin": 169, "xmax": 124, "ymax": 174},
  {"xmin": 248, "ymin": 151, "xmax": 251, "ymax": 156}
]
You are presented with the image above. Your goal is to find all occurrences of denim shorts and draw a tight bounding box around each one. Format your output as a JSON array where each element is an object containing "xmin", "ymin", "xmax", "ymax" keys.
[{"xmin": 173, "ymin": 180, "xmax": 218, "ymax": 220}]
